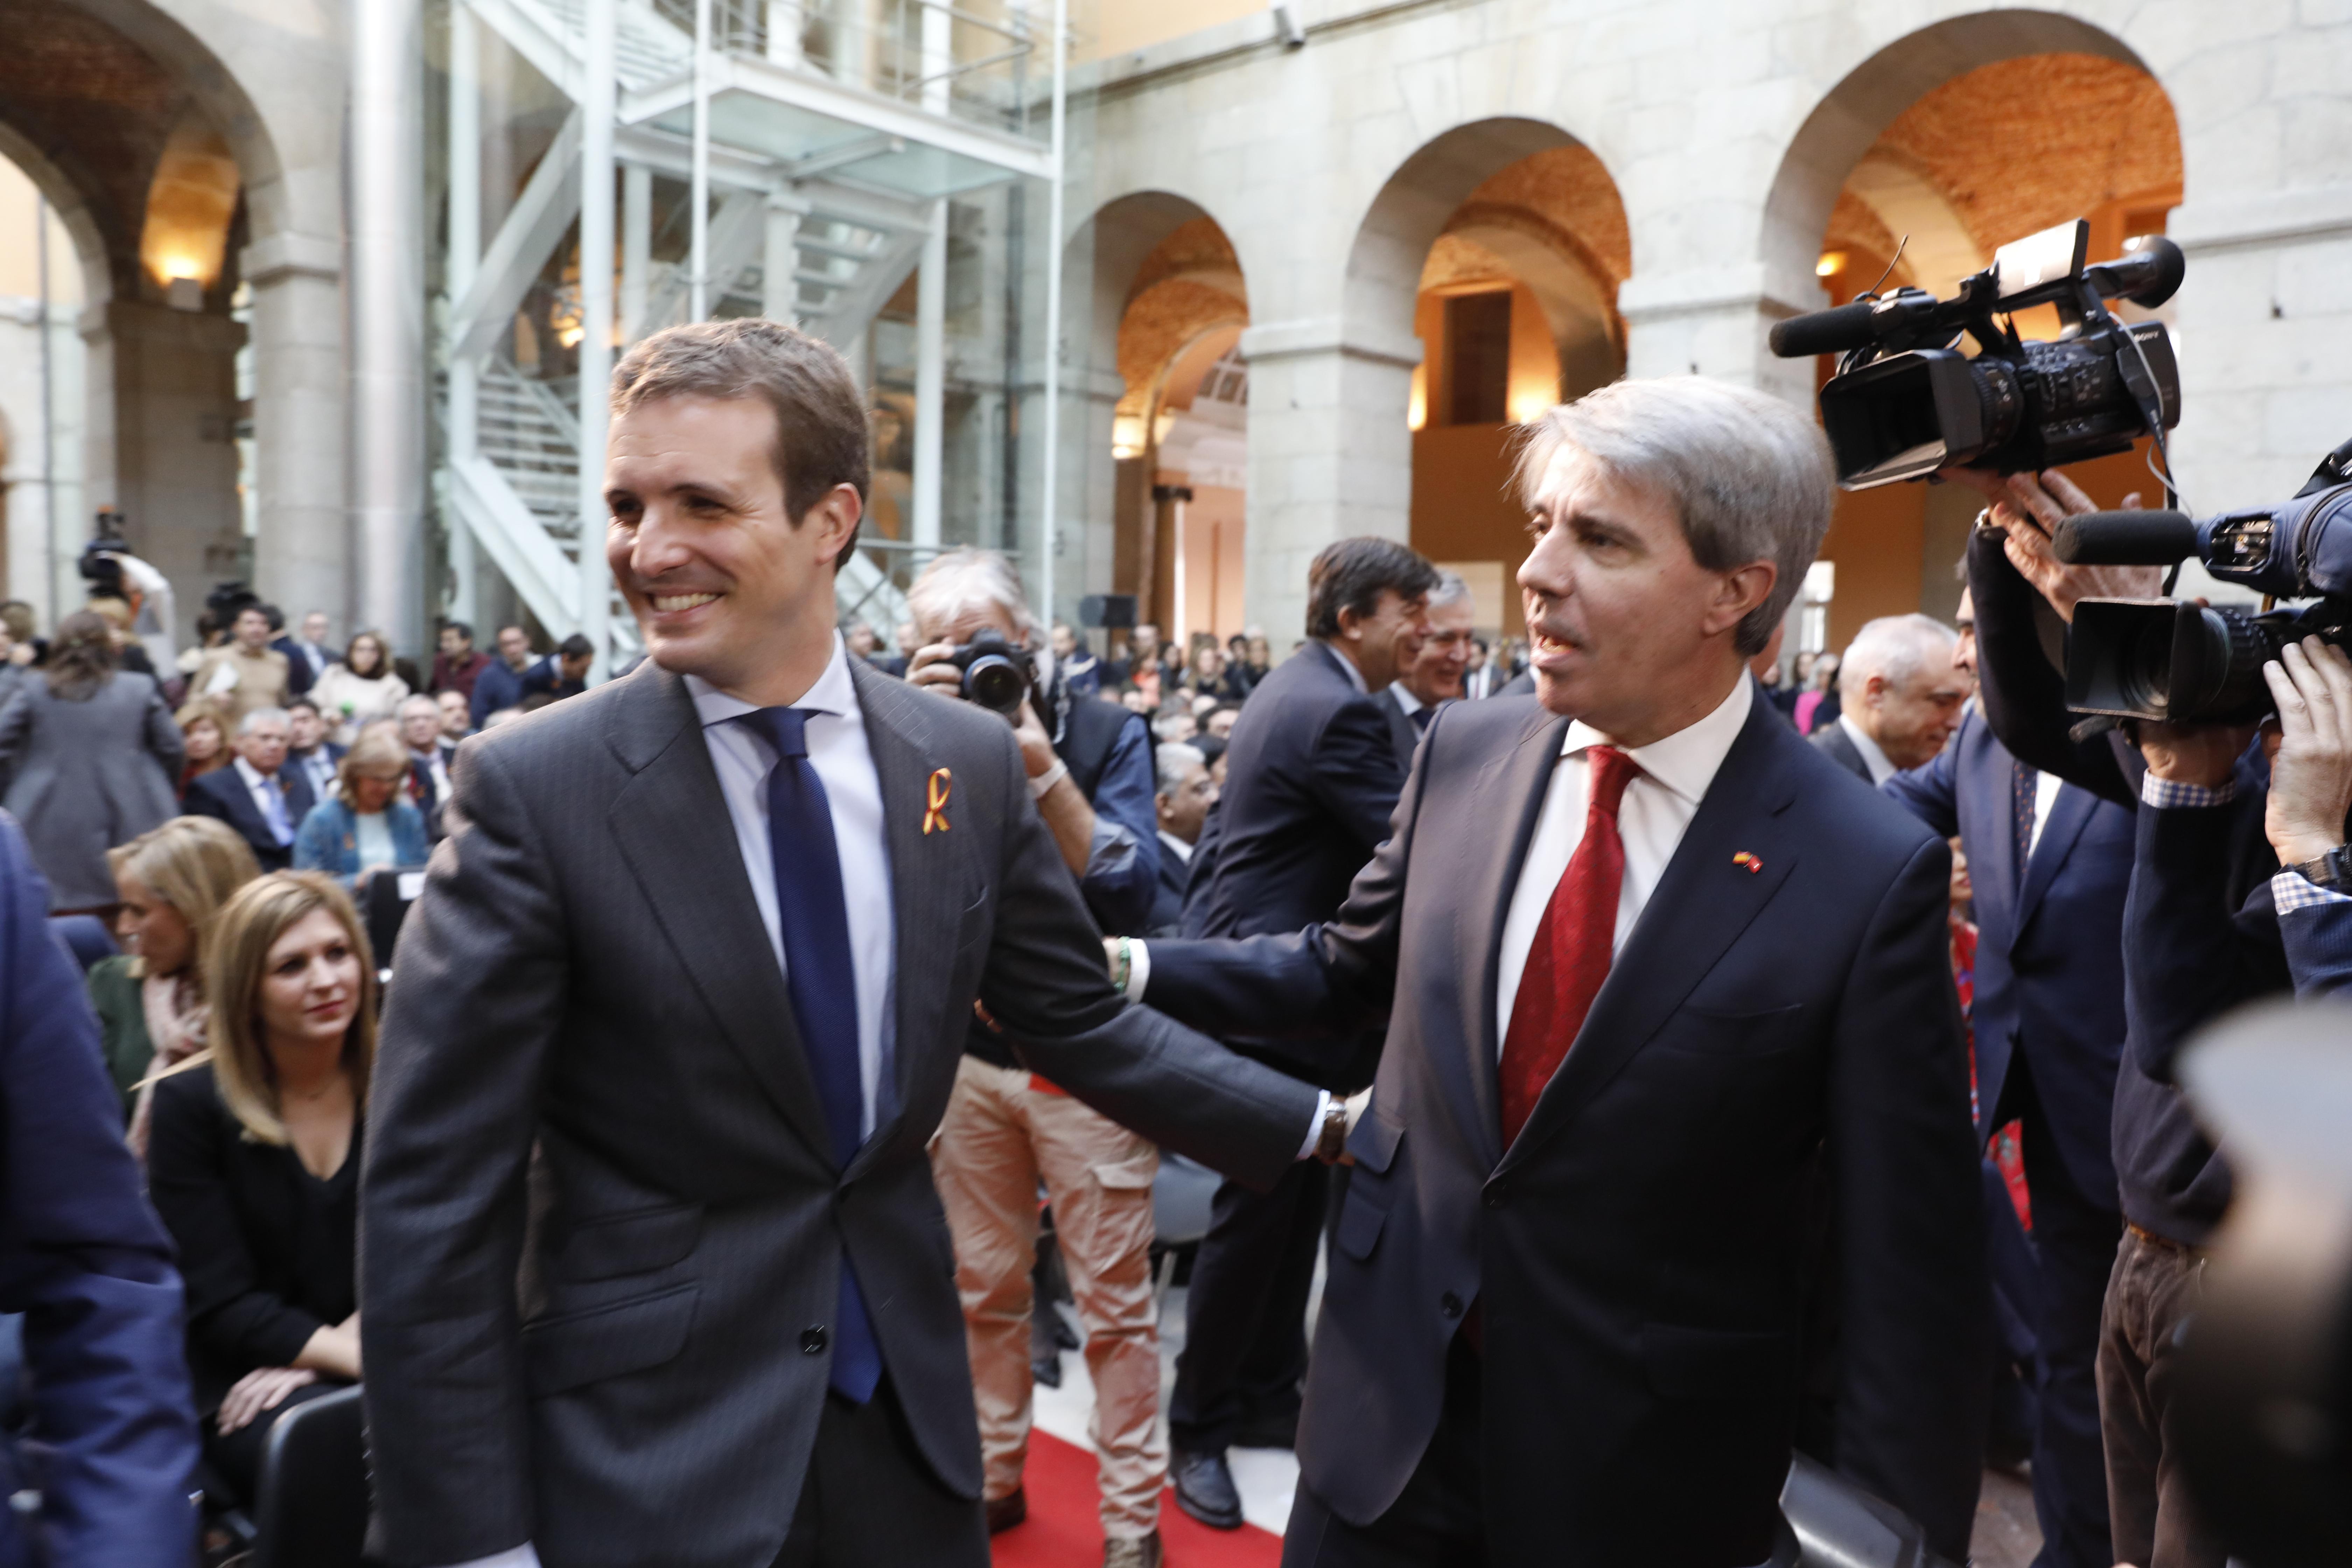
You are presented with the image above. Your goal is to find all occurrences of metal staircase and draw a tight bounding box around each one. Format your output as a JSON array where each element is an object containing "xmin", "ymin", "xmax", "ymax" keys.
[{"xmin": 443, "ymin": 0, "xmax": 1054, "ymax": 667}]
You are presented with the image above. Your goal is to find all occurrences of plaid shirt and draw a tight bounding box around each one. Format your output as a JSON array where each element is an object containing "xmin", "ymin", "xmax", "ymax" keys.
[{"xmin": 2137, "ymin": 771, "xmax": 2352, "ymax": 912}]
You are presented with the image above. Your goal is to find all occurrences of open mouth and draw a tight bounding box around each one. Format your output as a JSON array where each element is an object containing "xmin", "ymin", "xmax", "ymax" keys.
[{"xmin": 649, "ymin": 591, "xmax": 721, "ymax": 614}]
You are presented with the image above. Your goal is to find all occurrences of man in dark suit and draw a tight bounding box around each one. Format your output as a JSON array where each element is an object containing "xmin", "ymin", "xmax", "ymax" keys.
[
  {"xmin": 1378, "ymin": 570, "xmax": 1474, "ymax": 772},
  {"xmin": 0, "ymin": 811, "xmax": 200, "ymax": 1568},
  {"xmin": 1168, "ymin": 535, "xmax": 1436, "ymax": 1530},
  {"xmin": 1149, "ymin": 741, "xmax": 1215, "ymax": 937},
  {"xmin": 359, "ymin": 319, "xmax": 1328, "ymax": 1568},
  {"xmin": 286, "ymin": 696, "xmax": 347, "ymax": 804},
  {"xmin": 468, "ymin": 625, "xmax": 538, "ymax": 728},
  {"xmin": 183, "ymin": 706, "xmax": 315, "ymax": 872},
  {"xmin": 1124, "ymin": 378, "xmax": 1985, "ymax": 1565},
  {"xmin": 1882, "ymin": 584, "xmax": 2133, "ymax": 1568},
  {"xmin": 1810, "ymin": 614, "xmax": 1967, "ymax": 785},
  {"xmin": 398, "ymin": 694, "xmax": 461, "ymax": 838},
  {"xmin": 263, "ymin": 603, "xmax": 315, "ymax": 698}
]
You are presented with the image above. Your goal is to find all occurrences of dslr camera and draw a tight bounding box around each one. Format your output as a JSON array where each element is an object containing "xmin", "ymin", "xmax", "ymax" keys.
[
  {"xmin": 2056, "ymin": 437, "xmax": 2352, "ymax": 724},
  {"xmin": 943, "ymin": 628, "xmax": 1035, "ymax": 716},
  {"xmin": 1771, "ymin": 218, "xmax": 2185, "ymax": 489}
]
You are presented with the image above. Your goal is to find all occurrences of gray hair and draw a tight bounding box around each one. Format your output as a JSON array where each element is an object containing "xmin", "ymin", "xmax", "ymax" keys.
[
  {"xmin": 1838, "ymin": 614, "xmax": 1959, "ymax": 702},
  {"xmin": 1427, "ymin": 570, "xmax": 1473, "ymax": 612},
  {"xmin": 237, "ymin": 706, "xmax": 291, "ymax": 735},
  {"xmin": 905, "ymin": 547, "xmax": 1034, "ymax": 641},
  {"xmin": 397, "ymin": 694, "xmax": 442, "ymax": 718},
  {"xmin": 1155, "ymin": 741, "xmax": 1206, "ymax": 795},
  {"xmin": 1513, "ymin": 377, "xmax": 1835, "ymax": 656}
]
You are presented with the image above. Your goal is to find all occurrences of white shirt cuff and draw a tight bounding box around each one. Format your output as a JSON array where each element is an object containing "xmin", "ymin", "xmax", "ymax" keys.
[
  {"xmin": 433, "ymin": 1548, "xmax": 541, "ymax": 1568},
  {"xmin": 1122, "ymin": 938, "xmax": 1151, "ymax": 1001},
  {"xmin": 1296, "ymin": 1089, "xmax": 1335, "ymax": 1161}
]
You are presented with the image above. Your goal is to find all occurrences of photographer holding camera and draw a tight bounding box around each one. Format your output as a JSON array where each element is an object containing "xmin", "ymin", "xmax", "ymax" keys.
[{"xmin": 906, "ymin": 548, "xmax": 1174, "ymax": 1568}]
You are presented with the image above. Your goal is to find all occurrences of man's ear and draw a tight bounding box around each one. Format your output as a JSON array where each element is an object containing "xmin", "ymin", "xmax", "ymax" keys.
[
  {"xmin": 1701, "ymin": 562, "xmax": 1777, "ymax": 641},
  {"xmin": 800, "ymin": 483, "xmax": 864, "ymax": 559}
]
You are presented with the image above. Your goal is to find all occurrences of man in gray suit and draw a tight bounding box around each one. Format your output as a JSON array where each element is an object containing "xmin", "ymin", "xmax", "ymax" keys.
[
  {"xmin": 360, "ymin": 319, "xmax": 1330, "ymax": 1568},
  {"xmin": 1809, "ymin": 614, "xmax": 1966, "ymax": 785}
]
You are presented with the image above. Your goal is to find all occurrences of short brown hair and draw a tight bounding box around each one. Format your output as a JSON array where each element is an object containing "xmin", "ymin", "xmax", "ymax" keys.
[
  {"xmin": 1304, "ymin": 538, "xmax": 1440, "ymax": 640},
  {"xmin": 202, "ymin": 872, "xmax": 376, "ymax": 1146},
  {"xmin": 610, "ymin": 318, "xmax": 871, "ymax": 570}
]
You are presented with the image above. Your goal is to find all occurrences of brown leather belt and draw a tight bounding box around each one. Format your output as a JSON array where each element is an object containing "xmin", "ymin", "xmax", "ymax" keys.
[{"xmin": 2126, "ymin": 1221, "xmax": 2202, "ymax": 1255}]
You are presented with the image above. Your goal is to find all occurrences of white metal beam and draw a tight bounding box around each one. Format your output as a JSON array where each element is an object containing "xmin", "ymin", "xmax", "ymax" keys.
[
  {"xmin": 448, "ymin": 109, "xmax": 583, "ymax": 362},
  {"xmin": 469, "ymin": 0, "xmax": 580, "ymax": 101},
  {"xmin": 803, "ymin": 226, "xmax": 922, "ymax": 352},
  {"xmin": 578, "ymin": 0, "xmax": 615, "ymax": 677}
]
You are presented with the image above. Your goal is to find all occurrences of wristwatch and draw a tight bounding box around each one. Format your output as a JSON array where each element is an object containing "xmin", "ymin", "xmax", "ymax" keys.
[
  {"xmin": 1313, "ymin": 1098, "xmax": 1350, "ymax": 1164},
  {"xmin": 2291, "ymin": 844, "xmax": 2352, "ymax": 891}
]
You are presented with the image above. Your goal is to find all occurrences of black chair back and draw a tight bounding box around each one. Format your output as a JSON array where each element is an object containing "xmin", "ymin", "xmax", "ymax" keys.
[
  {"xmin": 362, "ymin": 866, "xmax": 428, "ymax": 971},
  {"xmin": 251, "ymin": 1383, "xmax": 367, "ymax": 1568}
]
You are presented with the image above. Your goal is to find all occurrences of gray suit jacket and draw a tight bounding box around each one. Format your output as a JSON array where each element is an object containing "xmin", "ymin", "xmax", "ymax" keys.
[
  {"xmin": 360, "ymin": 659, "xmax": 1318, "ymax": 1568},
  {"xmin": 1810, "ymin": 717, "xmax": 1871, "ymax": 783},
  {"xmin": 0, "ymin": 673, "xmax": 183, "ymax": 908}
]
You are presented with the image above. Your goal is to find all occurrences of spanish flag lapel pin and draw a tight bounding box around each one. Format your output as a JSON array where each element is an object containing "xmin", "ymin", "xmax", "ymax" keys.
[
  {"xmin": 924, "ymin": 768, "xmax": 953, "ymax": 834},
  {"xmin": 1732, "ymin": 851, "xmax": 1762, "ymax": 875}
]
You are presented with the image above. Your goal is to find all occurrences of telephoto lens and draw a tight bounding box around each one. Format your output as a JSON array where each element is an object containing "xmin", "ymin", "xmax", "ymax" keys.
[{"xmin": 951, "ymin": 628, "xmax": 1035, "ymax": 715}]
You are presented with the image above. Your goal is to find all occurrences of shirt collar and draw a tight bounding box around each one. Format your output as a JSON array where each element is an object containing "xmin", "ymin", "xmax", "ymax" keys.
[
  {"xmin": 1318, "ymin": 640, "xmax": 1369, "ymax": 694},
  {"xmin": 1837, "ymin": 712, "xmax": 1898, "ymax": 786},
  {"xmin": 1390, "ymin": 683, "xmax": 1425, "ymax": 716},
  {"xmin": 1560, "ymin": 675, "xmax": 1753, "ymax": 807},
  {"xmin": 1158, "ymin": 829, "xmax": 1194, "ymax": 865},
  {"xmin": 233, "ymin": 756, "xmax": 268, "ymax": 791},
  {"xmin": 687, "ymin": 633, "xmax": 859, "ymax": 729}
]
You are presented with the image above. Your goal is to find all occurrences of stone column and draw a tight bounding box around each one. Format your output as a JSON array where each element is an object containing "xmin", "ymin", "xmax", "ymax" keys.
[
  {"xmin": 1235, "ymin": 315, "xmax": 1422, "ymax": 648},
  {"xmin": 1618, "ymin": 261, "xmax": 1821, "ymax": 410},
  {"xmin": 243, "ymin": 232, "xmax": 350, "ymax": 640}
]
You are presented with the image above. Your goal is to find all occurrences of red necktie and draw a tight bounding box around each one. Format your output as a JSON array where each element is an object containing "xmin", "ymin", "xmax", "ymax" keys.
[{"xmin": 1498, "ymin": 745, "xmax": 1639, "ymax": 1148}]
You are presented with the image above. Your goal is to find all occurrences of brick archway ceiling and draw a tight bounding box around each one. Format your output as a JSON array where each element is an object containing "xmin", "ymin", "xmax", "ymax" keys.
[
  {"xmin": 1826, "ymin": 52, "xmax": 2183, "ymax": 285},
  {"xmin": 1119, "ymin": 218, "xmax": 1248, "ymax": 423},
  {"xmin": 0, "ymin": 0, "xmax": 193, "ymax": 296}
]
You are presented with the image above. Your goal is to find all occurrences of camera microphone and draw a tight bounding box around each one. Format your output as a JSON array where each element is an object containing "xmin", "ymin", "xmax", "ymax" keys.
[
  {"xmin": 1768, "ymin": 302, "xmax": 1881, "ymax": 359},
  {"xmin": 2051, "ymin": 509, "xmax": 2198, "ymax": 566}
]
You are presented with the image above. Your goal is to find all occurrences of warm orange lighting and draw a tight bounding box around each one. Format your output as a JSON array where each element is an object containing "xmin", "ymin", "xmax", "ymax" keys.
[
  {"xmin": 1816, "ymin": 251, "xmax": 1847, "ymax": 278},
  {"xmin": 1407, "ymin": 363, "xmax": 1428, "ymax": 432},
  {"xmin": 157, "ymin": 254, "xmax": 204, "ymax": 282}
]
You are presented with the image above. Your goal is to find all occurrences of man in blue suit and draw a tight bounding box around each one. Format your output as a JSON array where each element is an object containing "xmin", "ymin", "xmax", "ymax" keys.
[
  {"xmin": 1882, "ymin": 582, "xmax": 2130, "ymax": 1568},
  {"xmin": 0, "ymin": 811, "xmax": 200, "ymax": 1567},
  {"xmin": 183, "ymin": 708, "xmax": 316, "ymax": 873}
]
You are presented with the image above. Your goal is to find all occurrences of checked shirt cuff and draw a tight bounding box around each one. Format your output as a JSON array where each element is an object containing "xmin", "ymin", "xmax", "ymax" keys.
[
  {"xmin": 2273, "ymin": 869, "xmax": 2352, "ymax": 912},
  {"xmin": 2141, "ymin": 773, "xmax": 2238, "ymax": 809}
]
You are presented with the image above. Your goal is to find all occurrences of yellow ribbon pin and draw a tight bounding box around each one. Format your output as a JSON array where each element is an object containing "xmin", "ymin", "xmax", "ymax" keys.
[{"xmin": 924, "ymin": 768, "xmax": 953, "ymax": 834}]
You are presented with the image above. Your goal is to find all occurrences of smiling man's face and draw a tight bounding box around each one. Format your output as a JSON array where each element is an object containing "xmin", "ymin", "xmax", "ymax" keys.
[{"xmin": 604, "ymin": 394, "xmax": 858, "ymax": 695}]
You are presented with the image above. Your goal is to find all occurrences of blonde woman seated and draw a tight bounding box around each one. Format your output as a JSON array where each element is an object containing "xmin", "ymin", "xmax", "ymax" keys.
[
  {"xmin": 292, "ymin": 729, "xmax": 428, "ymax": 890},
  {"xmin": 89, "ymin": 817, "xmax": 261, "ymax": 1149},
  {"xmin": 145, "ymin": 872, "xmax": 372, "ymax": 1501}
]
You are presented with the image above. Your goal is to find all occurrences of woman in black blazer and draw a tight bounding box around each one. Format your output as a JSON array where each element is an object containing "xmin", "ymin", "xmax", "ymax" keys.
[{"xmin": 146, "ymin": 870, "xmax": 376, "ymax": 1498}]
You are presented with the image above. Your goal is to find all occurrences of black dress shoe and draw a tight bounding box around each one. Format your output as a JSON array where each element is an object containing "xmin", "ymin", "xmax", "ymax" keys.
[
  {"xmin": 986, "ymin": 1487, "xmax": 1027, "ymax": 1534},
  {"xmin": 1171, "ymin": 1448, "xmax": 1244, "ymax": 1531}
]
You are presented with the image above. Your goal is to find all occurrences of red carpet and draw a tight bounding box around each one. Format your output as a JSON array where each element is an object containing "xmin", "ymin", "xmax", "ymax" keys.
[{"xmin": 989, "ymin": 1430, "xmax": 1284, "ymax": 1568}]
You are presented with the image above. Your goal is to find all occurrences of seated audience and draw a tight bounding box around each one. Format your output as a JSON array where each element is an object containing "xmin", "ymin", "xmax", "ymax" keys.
[
  {"xmin": 1153, "ymin": 709, "xmax": 1198, "ymax": 745},
  {"xmin": 1150, "ymin": 741, "xmax": 1216, "ymax": 937},
  {"xmin": 0, "ymin": 610, "xmax": 185, "ymax": 911},
  {"xmin": 90, "ymin": 818, "xmax": 261, "ymax": 1146},
  {"xmin": 146, "ymin": 871, "xmax": 371, "ymax": 1502},
  {"xmin": 427, "ymin": 621, "xmax": 490, "ymax": 704},
  {"xmin": 436, "ymin": 687, "xmax": 472, "ymax": 742},
  {"xmin": 176, "ymin": 699, "xmax": 233, "ymax": 796},
  {"xmin": 310, "ymin": 631, "xmax": 410, "ymax": 745},
  {"xmin": 522, "ymin": 634, "xmax": 594, "ymax": 702},
  {"xmin": 467, "ymin": 625, "xmax": 537, "ymax": 729},
  {"xmin": 188, "ymin": 605, "xmax": 292, "ymax": 724},
  {"xmin": 397, "ymin": 694, "xmax": 458, "ymax": 835},
  {"xmin": 294, "ymin": 729, "xmax": 431, "ymax": 890},
  {"xmin": 285, "ymin": 696, "xmax": 345, "ymax": 804},
  {"xmin": 1204, "ymin": 704, "xmax": 1242, "ymax": 740},
  {"xmin": 183, "ymin": 707, "xmax": 315, "ymax": 874}
]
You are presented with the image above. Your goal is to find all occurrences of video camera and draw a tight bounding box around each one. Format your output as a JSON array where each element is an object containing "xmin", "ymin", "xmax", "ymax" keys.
[
  {"xmin": 2056, "ymin": 436, "xmax": 2352, "ymax": 723},
  {"xmin": 944, "ymin": 628, "xmax": 1035, "ymax": 716},
  {"xmin": 1769, "ymin": 218, "xmax": 2185, "ymax": 490}
]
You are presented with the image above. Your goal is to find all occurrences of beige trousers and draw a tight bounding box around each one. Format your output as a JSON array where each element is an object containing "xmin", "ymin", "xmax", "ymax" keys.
[{"xmin": 933, "ymin": 1056, "xmax": 1164, "ymax": 1539}]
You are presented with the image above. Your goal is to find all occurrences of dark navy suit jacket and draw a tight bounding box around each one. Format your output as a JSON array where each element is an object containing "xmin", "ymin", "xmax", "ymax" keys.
[
  {"xmin": 184, "ymin": 763, "xmax": 315, "ymax": 873},
  {"xmin": 1144, "ymin": 694, "xmax": 1987, "ymax": 1563},
  {"xmin": 0, "ymin": 813, "xmax": 198, "ymax": 1567},
  {"xmin": 1883, "ymin": 709, "xmax": 2131, "ymax": 1207}
]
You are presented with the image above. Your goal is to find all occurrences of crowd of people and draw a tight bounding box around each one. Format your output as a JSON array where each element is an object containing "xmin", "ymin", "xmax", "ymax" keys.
[{"xmin": 0, "ymin": 313, "xmax": 2343, "ymax": 1568}]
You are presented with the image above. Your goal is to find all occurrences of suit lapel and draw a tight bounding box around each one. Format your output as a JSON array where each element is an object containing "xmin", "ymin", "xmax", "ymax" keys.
[
  {"xmin": 1457, "ymin": 706, "xmax": 1569, "ymax": 1168},
  {"xmin": 601, "ymin": 666, "xmax": 836, "ymax": 1166},
  {"xmin": 843, "ymin": 663, "xmax": 967, "ymax": 1176},
  {"xmin": 2016, "ymin": 780, "xmax": 2093, "ymax": 931},
  {"xmin": 1496, "ymin": 701, "xmax": 1802, "ymax": 1176}
]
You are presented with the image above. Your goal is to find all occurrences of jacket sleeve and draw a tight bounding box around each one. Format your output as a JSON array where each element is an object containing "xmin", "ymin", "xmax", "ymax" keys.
[
  {"xmin": 977, "ymin": 722, "xmax": 1322, "ymax": 1195},
  {"xmin": 141, "ymin": 680, "xmax": 187, "ymax": 785},
  {"xmin": 1824, "ymin": 833, "xmax": 1987, "ymax": 1562},
  {"xmin": 1879, "ymin": 738, "xmax": 1960, "ymax": 839},
  {"xmin": 0, "ymin": 814, "xmax": 200, "ymax": 1565},
  {"xmin": 2124, "ymin": 796, "xmax": 2291, "ymax": 1083},
  {"xmin": 1967, "ymin": 526, "xmax": 2137, "ymax": 805},
  {"xmin": 1308, "ymin": 693, "xmax": 1409, "ymax": 853},
  {"xmin": 292, "ymin": 802, "xmax": 340, "ymax": 878},
  {"xmin": 181, "ymin": 778, "xmax": 231, "ymax": 826},
  {"xmin": 1143, "ymin": 697, "xmax": 1433, "ymax": 1041},
  {"xmin": 2278, "ymin": 887, "xmax": 2352, "ymax": 996},
  {"xmin": 0, "ymin": 686, "xmax": 30, "ymax": 772},
  {"xmin": 1076, "ymin": 715, "xmax": 1160, "ymax": 937},
  {"xmin": 362, "ymin": 742, "xmax": 568, "ymax": 1565},
  {"xmin": 146, "ymin": 1074, "xmax": 332, "ymax": 1376}
]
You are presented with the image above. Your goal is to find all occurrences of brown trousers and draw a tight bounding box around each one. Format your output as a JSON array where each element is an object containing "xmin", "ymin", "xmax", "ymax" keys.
[{"xmin": 2097, "ymin": 1226, "xmax": 2227, "ymax": 1568}]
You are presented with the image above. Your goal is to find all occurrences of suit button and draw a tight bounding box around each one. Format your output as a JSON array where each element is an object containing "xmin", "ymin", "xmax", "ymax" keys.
[
  {"xmin": 1440, "ymin": 1292, "xmax": 1464, "ymax": 1319},
  {"xmin": 800, "ymin": 1325, "xmax": 828, "ymax": 1355}
]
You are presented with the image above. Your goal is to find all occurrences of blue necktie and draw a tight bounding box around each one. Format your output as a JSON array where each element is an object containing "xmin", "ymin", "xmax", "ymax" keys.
[
  {"xmin": 1409, "ymin": 705, "xmax": 1433, "ymax": 734},
  {"xmin": 744, "ymin": 707, "xmax": 882, "ymax": 1403},
  {"xmin": 257, "ymin": 773, "xmax": 293, "ymax": 846}
]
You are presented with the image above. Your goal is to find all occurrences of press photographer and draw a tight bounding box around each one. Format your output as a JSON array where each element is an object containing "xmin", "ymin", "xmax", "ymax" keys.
[{"xmin": 904, "ymin": 547, "xmax": 1176, "ymax": 1567}]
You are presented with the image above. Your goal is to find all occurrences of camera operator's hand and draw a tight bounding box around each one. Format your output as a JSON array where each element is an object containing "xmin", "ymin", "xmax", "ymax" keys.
[
  {"xmin": 2261, "ymin": 637, "xmax": 2352, "ymax": 866},
  {"xmin": 906, "ymin": 640, "xmax": 964, "ymax": 700},
  {"xmin": 1950, "ymin": 467, "xmax": 2165, "ymax": 622},
  {"xmin": 2137, "ymin": 718, "xmax": 2258, "ymax": 792}
]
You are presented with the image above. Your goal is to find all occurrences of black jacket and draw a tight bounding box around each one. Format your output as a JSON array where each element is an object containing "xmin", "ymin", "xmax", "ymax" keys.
[
  {"xmin": 1809, "ymin": 719, "xmax": 1870, "ymax": 783},
  {"xmin": 183, "ymin": 764, "xmax": 316, "ymax": 872}
]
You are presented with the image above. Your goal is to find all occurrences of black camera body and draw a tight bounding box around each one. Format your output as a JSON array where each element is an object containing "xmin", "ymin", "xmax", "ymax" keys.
[
  {"xmin": 1771, "ymin": 218, "xmax": 2185, "ymax": 490},
  {"xmin": 2058, "ymin": 438, "xmax": 2352, "ymax": 723},
  {"xmin": 944, "ymin": 628, "xmax": 1035, "ymax": 715}
]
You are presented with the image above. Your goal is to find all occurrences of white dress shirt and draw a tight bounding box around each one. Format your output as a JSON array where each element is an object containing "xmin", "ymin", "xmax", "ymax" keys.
[
  {"xmin": 1495, "ymin": 677, "xmax": 1753, "ymax": 1043},
  {"xmin": 1158, "ymin": 829, "xmax": 1194, "ymax": 867},
  {"xmin": 1320, "ymin": 639, "xmax": 1370, "ymax": 693},
  {"xmin": 1836, "ymin": 712, "xmax": 1899, "ymax": 787},
  {"xmin": 438, "ymin": 639, "xmax": 899, "ymax": 1568},
  {"xmin": 412, "ymin": 744, "xmax": 453, "ymax": 810},
  {"xmin": 688, "ymin": 636, "xmax": 897, "ymax": 1140},
  {"xmin": 1390, "ymin": 683, "xmax": 1425, "ymax": 719},
  {"xmin": 2025, "ymin": 766, "xmax": 2064, "ymax": 859}
]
